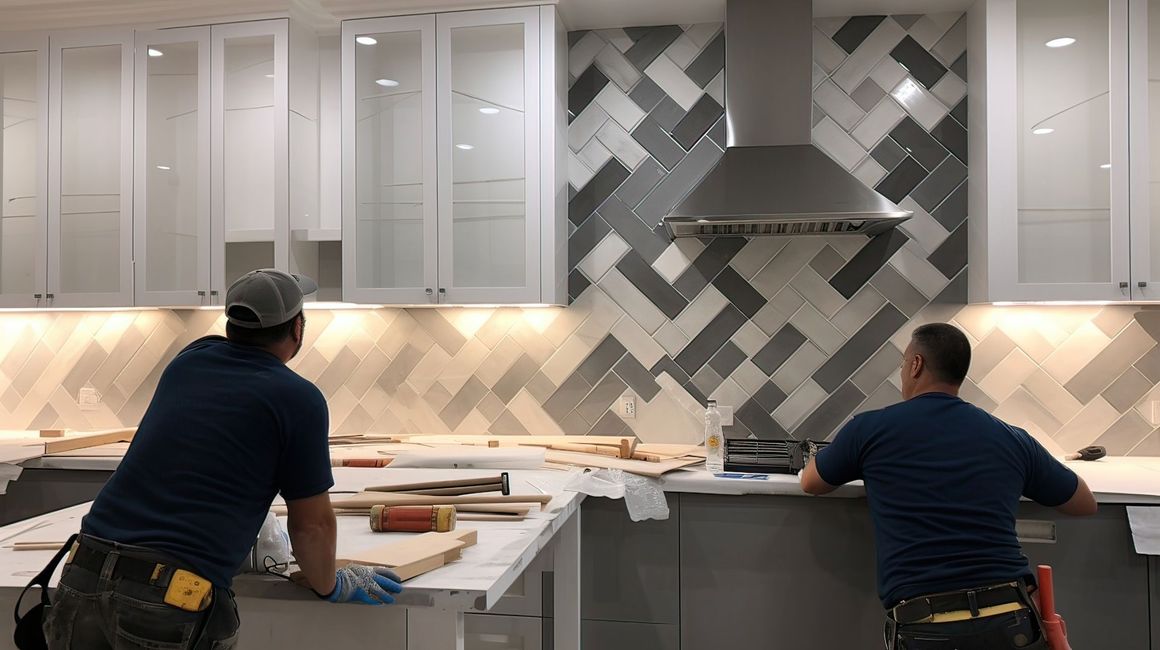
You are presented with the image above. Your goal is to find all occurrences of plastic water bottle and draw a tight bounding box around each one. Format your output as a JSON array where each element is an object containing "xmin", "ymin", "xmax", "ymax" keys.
[{"xmin": 704, "ymin": 400, "xmax": 724, "ymax": 474}]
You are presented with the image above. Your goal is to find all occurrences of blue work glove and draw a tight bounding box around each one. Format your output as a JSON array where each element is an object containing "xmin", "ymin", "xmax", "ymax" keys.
[{"xmin": 321, "ymin": 564, "xmax": 403, "ymax": 605}]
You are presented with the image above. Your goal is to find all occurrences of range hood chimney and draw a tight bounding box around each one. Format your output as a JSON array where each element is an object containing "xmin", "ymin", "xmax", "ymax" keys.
[{"xmin": 662, "ymin": 0, "xmax": 912, "ymax": 239}]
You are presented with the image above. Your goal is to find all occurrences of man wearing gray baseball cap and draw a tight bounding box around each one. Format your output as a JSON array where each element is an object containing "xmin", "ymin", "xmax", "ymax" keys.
[{"xmin": 43, "ymin": 270, "xmax": 401, "ymax": 650}]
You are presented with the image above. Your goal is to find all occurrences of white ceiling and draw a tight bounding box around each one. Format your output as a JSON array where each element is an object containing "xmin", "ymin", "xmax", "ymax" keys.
[{"xmin": 0, "ymin": 0, "xmax": 974, "ymax": 34}]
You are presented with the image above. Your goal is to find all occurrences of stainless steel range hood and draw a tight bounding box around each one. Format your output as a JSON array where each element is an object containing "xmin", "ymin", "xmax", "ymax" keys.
[{"xmin": 662, "ymin": 0, "xmax": 913, "ymax": 239}]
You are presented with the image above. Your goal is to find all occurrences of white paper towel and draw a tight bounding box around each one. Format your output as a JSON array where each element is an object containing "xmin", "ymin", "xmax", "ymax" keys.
[
  {"xmin": 1126, "ymin": 506, "xmax": 1160, "ymax": 555},
  {"xmin": 0, "ymin": 464, "xmax": 23, "ymax": 495}
]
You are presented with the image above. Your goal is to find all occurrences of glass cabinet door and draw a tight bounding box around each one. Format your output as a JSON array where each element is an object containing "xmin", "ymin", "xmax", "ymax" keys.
[
  {"xmin": 342, "ymin": 15, "xmax": 437, "ymax": 304},
  {"xmin": 437, "ymin": 7, "xmax": 540, "ymax": 304},
  {"xmin": 0, "ymin": 38, "xmax": 46, "ymax": 307},
  {"xmin": 212, "ymin": 21, "xmax": 289, "ymax": 297},
  {"xmin": 1013, "ymin": 0, "xmax": 1130, "ymax": 300},
  {"xmin": 48, "ymin": 31, "xmax": 134, "ymax": 307},
  {"xmin": 134, "ymin": 28, "xmax": 211, "ymax": 306}
]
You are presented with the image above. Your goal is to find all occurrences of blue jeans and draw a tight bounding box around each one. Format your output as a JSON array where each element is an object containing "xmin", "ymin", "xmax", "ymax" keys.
[
  {"xmin": 892, "ymin": 608, "xmax": 1048, "ymax": 649},
  {"xmin": 43, "ymin": 543, "xmax": 238, "ymax": 650}
]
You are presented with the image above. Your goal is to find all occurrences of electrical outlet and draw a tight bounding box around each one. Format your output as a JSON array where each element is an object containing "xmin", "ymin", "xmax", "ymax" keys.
[
  {"xmin": 78, "ymin": 385, "xmax": 102, "ymax": 412},
  {"xmin": 621, "ymin": 395, "xmax": 636, "ymax": 419},
  {"xmin": 719, "ymin": 405, "xmax": 734, "ymax": 426}
]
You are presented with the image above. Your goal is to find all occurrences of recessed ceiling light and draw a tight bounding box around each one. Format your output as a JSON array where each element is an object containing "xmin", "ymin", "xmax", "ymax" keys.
[
  {"xmin": 356, "ymin": 36, "xmax": 377, "ymax": 45},
  {"xmin": 1100, "ymin": 163, "xmax": 1112, "ymax": 169},
  {"xmin": 148, "ymin": 48, "xmax": 163, "ymax": 57},
  {"xmin": 1032, "ymin": 127, "xmax": 1055, "ymax": 135},
  {"xmin": 456, "ymin": 144, "xmax": 474, "ymax": 150},
  {"xmin": 479, "ymin": 107, "xmax": 500, "ymax": 115},
  {"xmin": 156, "ymin": 165, "xmax": 171, "ymax": 170},
  {"xmin": 1046, "ymin": 37, "xmax": 1077, "ymax": 48},
  {"xmin": 375, "ymin": 78, "xmax": 399, "ymax": 87}
]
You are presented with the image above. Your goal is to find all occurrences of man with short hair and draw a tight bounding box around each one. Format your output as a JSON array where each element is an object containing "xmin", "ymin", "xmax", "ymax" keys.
[
  {"xmin": 44, "ymin": 269, "xmax": 401, "ymax": 650},
  {"xmin": 802, "ymin": 322, "xmax": 1097, "ymax": 650}
]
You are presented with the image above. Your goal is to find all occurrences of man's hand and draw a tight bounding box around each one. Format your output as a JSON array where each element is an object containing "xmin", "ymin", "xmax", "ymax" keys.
[{"xmin": 322, "ymin": 565, "xmax": 403, "ymax": 605}]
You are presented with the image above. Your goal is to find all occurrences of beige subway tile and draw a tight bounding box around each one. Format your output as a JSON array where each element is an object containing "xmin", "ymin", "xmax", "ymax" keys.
[
  {"xmin": 977, "ymin": 349, "xmax": 1037, "ymax": 403},
  {"xmin": 1041, "ymin": 323, "xmax": 1111, "ymax": 384}
]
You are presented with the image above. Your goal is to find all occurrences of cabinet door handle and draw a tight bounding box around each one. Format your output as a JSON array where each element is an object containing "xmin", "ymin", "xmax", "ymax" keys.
[
  {"xmin": 46, "ymin": 293, "xmax": 54, "ymax": 305},
  {"xmin": 1120, "ymin": 281, "xmax": 1129, "ymax": 294},
  {"xmin": 438, "ymin": 288, "xmax": 446, "ymax": 303},
  {"xmin": 1139, "ymin": 281, "xmax": 1148, "ymax": 288},
  {"xmin": 425, "ymin": 288, "xmax": 434, "ymax": 303},
  {"xmin": 197, "ymin": 290, "xmax": 206, "ymax": 296},
  {"xmin": 33, "ymin": 293, "xmax": 42, "ymax": 307}
]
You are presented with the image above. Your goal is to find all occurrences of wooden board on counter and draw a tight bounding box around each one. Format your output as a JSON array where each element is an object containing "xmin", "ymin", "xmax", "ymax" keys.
[
  {"xmin": 340, "ymin": 528, "xmax": 479, "ymax": 581},
  {"xmin": 544, "ymin": 450, "xmax": 702, "ymax": 478},
  {"xmin": 43, "ymin": 428, "xmax": 136, "ymax": 455}
]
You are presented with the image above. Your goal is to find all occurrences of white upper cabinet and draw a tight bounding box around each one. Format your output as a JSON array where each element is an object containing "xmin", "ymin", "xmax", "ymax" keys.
[
  {"xmin": 0, "ymin": 36, "xmax": 47, "ymax": 308},
  {"xmin": 343, "ymin": 6, "xmax": 566, "ymax": 305},
  {"xmin": 133, "ymin": 27, "xmax": 211, "ymax": 307},
  {"xmin": 971, "ymin": 0, "xmax": 1160, "ymax": 302},
  {"xmin": 49, "ymin": 30, "xmax": 134, "ymax": 308}
]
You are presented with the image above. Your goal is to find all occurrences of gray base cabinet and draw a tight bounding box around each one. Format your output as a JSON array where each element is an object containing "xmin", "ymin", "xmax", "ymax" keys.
[
  {"xmin": 1151, "ymin": 556, "xmax": 1159, "ymax": 648},
  {"xmin": 680, "ymin": 494, "xmax": 883, "ymax": 648},
  {"xmin": 581, "ymin": 620, "xmax": 678, "ymax": 650}
]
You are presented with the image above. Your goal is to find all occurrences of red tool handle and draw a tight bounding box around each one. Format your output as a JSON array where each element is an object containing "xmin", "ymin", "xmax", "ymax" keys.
[{"xmin": 1037, "ymin": 565, "xmax": 1071, "ymax": 650}]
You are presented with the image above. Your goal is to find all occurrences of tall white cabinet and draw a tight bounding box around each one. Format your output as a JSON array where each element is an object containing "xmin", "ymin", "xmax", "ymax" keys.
[
  {"xmin": 970, "ymin": 0, "xmax": 1160, "ymax": 302},
  {"xmin": 342, "ymin": 6, "xmax": 566, "ymax": 305}
]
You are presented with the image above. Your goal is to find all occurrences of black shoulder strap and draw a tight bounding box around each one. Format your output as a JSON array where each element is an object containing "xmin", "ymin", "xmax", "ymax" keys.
[{"xmin": 14, "ymin": 533, "xmax": 79, "ymax": 624}]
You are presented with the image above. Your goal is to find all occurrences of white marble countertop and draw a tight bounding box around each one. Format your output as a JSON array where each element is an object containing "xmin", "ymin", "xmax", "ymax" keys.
[{"xmin": 0, "ymin": 468, "xmax": 583, "ymax": 612}]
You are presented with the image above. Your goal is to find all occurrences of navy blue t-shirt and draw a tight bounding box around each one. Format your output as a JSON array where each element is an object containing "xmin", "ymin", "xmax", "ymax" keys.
[
  {"xmin": 82, "ymin": 336, "xmax": 334, "ymax": 588},
  {"xmin": 814, "ymin": 392, "xmax": 1078, "ymax": 608}
]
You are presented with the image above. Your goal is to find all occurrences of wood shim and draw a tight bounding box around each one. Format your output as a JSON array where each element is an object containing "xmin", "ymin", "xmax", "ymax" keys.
[{"xmin": 338, "ymin": 529, "xmax": 479, "ymax": 581}]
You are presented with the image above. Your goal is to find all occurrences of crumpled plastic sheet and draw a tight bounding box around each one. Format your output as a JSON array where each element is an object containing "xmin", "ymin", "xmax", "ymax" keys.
[{"xmin": 563, "ymin": 468, "xmax": 670, "ymax": 521}]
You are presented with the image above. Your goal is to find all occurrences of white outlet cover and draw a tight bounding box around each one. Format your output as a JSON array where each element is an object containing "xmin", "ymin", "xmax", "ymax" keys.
[{"xmin": 718, "ymin": 405, "xmax": 734, "ymax": 426}]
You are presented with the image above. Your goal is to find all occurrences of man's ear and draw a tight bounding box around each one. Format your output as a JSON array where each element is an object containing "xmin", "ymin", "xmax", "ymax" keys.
[{"xmin": 910, "ymin": 353, "xmax": 925, "ymax": 378}]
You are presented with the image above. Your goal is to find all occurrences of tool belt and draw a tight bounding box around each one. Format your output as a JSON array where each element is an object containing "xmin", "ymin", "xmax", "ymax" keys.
[
  {"xmin": 70, "ymin": 536, "xmax": 215, "ymax": 613},
  {"xmin": 890, "ymin": 582, "xmax": 1028, "ymax": 625}
]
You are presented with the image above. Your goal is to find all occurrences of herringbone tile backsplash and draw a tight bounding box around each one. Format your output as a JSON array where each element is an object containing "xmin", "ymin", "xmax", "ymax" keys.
[{"xmin": 2, "ymin": 14, "xmax": 1159, "ymax": 455}]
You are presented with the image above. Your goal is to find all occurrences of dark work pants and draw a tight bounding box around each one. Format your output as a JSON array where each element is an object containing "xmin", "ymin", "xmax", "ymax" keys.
[
  {"xmin": 891, "ymin": 608, "xmax": 1049, "ymax": 649},
  {"xmin": 43, "ymin": 547, "xmax": 239, "ymax": 649}
]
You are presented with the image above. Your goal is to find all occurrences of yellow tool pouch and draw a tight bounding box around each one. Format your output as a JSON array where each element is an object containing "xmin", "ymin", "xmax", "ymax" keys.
[{"xmin": 163, "ymin": 569, "xmax": 214, "ymax": 612}]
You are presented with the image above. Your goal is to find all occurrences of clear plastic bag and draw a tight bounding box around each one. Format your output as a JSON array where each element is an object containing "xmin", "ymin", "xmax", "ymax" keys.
[
  {"xmin": 564, "ymin": 468, "xmax": 670, "ymax": 521},
  {"xmin": 239, "ymin": 512, "xmax": 292, "ymax": 575}
]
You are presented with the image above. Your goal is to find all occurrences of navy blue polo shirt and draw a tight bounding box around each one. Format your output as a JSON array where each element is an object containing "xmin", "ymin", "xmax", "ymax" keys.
[
  {"xmin": 82, "ymin": 336, "xmax": 334, "ymax": 588},
  {"xmin": 814, "ymin": 392, "xmax": 1078, "ymax": 608}
]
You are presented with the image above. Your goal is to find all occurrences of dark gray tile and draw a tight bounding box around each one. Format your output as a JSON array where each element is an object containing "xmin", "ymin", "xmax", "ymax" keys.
[
  {"xmin": 650, "ymin": 96, "xmax": 687, "ymax": 133},
  {"xmin": 889, "ymin": 116, "xmax": 948, "ymax": 172},
  {"xmin": 813, "ymin": 304, "xmax": 909, "ymax": 392},
  {"xmin": 631, "ymin": 116, "xmax": 686, "ymax": 171},
  {"xmin": 712, "ymin": 266, "xmax": 767, "ymax": 318},
  {"xmin": 870, "ymin": 265, "xmax": 929, "ymax": 317},
  {"xmin": 686, "ymin": 30, "xmax": 725, "ymax": 87},
  {"xmin": 542, "ymin": 372, "xmax": 594, "ymax": 421},
  {"xmin": 950, "ymin": 96, "xmax": 967, "ymax": 127},
  {"xmin": 1064, "ymin": 328, "xmax": 1157, "ymax": 403},
  {"xmin": 1101, "ymin": 367, "xmax": 1151, "ymax": 412},
  {"xmin": 569, "ymin": 214, "xmax": 612, "ymax": 265},
  {"xmin": 1128, "ymin": 430, "xmax": 1160, "ymax": 456},
  {"xmin": 736, "ymin": 398, "xmax": 789, "ymax": 439},
  {"xmin": 623, "ymin": 27, "xmax": 651, "ymax": 40},
  {"xmin": 568, "ymin": 30, "xmax": 589, "ymax": 47},
  {"xmin": 525, "ymin": 370, "xmax": 556, "ymax": 403},
  {"xmin": 569, "ymin": 158, "xmax": 631, "ymax": 225},
  {"xmin": 614, "ymin": 354, "xmax": 662, "ymax": 401},
  {"xmin": 910, "ymin": 156, "xmax": 968, "ymax": 213},
  {"xmin": 491, "ymin": 410, "xmax": 531, "ymax": 436},
  {"xmin": 629, "ymin": 76, "xmax": 666, "ymax": 113},
  {"xmin": 625, "ymin": 25, "xmax": 683, "ymax": 71},
  {"xmin": 832, "ymin": 16, "xmax": 887, "ymax": 54},
  {"xmin": 1092, "ymin": 412, "xmax": 1153, "ymax": 455},
  {"xmin": 569, "ymin": 66, "xmax": 609, "ymax": 118},
  {"xmin": 928, "ymin": 223, "xmax": 967, "ymax": 279},
  {"xmin": 871, "ymin": 137, "xmax": 907, "ymax": 172},
  {"xmin": 753, "ymin": 381, "xmax": 788, "ymax": 411},
  {"xmin": 439, "ymin": 376, "xmax": 489, "ymax": 430},
  {"xmin": 560, "ymin": 410, "xmax": 594, "ymax": 435},
  {"xmin": 617, "ymin": 250, "xmax": 689, "ymax": 318},
  {"xmin": 674, "ymin": 305, "xmax": 747, "ymax": 375},
  {"xmin": 810, "ymin": 245, "xmax": 846, "ymax": 279},
  {"xmin": 1133, "ymin": 311, "xmax": 1160, "ymax": 341},
  {"xmin": 1134, "ymin": 345, "xmax": 1160, "ymax": 383},
  {"xmin": 829, "ymin": 229, "xmax": 910, "ymax": 299},
  {"xmin": 890, "ymin": 35, "xmax": 947, "ymax": 89},
  {"xmin": 616, "ymin": 157, "xmax": 666, "ymax": 208},
  {"xmin": 636, "ymin": 138, "xmax": 725, "ymax": 223},
  {"xmin": 673, "ymin": 236, "xmax": 748, "ymax": 300},
  {"xmin": 408, "ymin": 310, "xmax": 466, "ymax": 355},
  {"xmin": 569, "ymin": 269, "xmax": 591, "ymax": 300},
  {"xmin": 651, "ymin": 355, "xmax": 692, "ymax": 384},
  {"xmin": 851, "ymin": 78, "xmax": 886, "ymax": 112},
  {"xmin": 794, "ymin": 382, "xmax": 866, "ymax": 441},
  {"xmin": 576, "ymin": 373, "xmax": 629, "ymax": 424},
  {"xmin": 727, "ymin": 419, "xmax": 755, "ymax": 440},
  {"xmin": 671, "ymin": 95, "xmax": 724, "ymax": 150},
  {"xmin": 597, "ymin": 196, "xmax": 670, "ymax": 264},
  {"xmin": 690, "ymin": 365, "xmax": 725, "ymax": 398},
  {"xmin": 926, "ymin": 269, "xmax": 966, "ymax": 315},
  {"xmin": 891, "ymin": 14, "xmax": 921, "ymax": 29},
  {"xmin": 577, "ymin": 335, "xmax": 628, "ymax": 384},
  {"xmin": 493, "ymin": 354, "xmax": 541, "ymax": 403},
  {"xmin": 587, "ymin": 409, "xmax": 630, "ymax": 437},
  {"xmin": 709, "ymin": 341, "xmax": 747, "ymax": 378},
  {"xmin": 950, "ymin": 53, "xmax": 967, "ymax": 81},
  {"xmin": 683, "ymin": 379, "xmax": 709, "ymax": 406},
  {"xmin": 753, "ymin": 324, "xmax": 808, "ymax": 375},
  {"xmin": 930, "ymin": 115, "xmax": 967, "ymax": 164},
  {"xmin": 874, "ymin": 156, "xmax": 927, "ymax": 203},
  {"xmin": 707, "ymin": 115, "xmax": 726, "ymax": 148},
  {"xmin": 931, "ymin": 180, "xmax": 967, "ymax": 230}
]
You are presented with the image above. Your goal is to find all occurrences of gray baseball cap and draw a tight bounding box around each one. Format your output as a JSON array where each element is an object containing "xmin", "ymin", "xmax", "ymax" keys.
[{"xmin": 225, "ymin": 269, "xmax": 318, "ymax": 329}]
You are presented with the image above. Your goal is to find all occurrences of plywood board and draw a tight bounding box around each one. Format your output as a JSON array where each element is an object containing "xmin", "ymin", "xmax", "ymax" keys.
[
  {"xmin": 44, "ymin": 428, "xmax": 136, "ymax": 455},
  {"xmin": 543, "ymin": 451, "xmax": 703, "ymax": 478},
  {"xmin": 339, "ymin": 529, "xmax": 479, "ymax": 581}
]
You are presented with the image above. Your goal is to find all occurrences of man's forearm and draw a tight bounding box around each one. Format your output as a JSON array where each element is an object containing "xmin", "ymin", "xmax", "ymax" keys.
[{"xmin": 289, "ymin": 512, "xmax": 338, "ymax": 595}]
